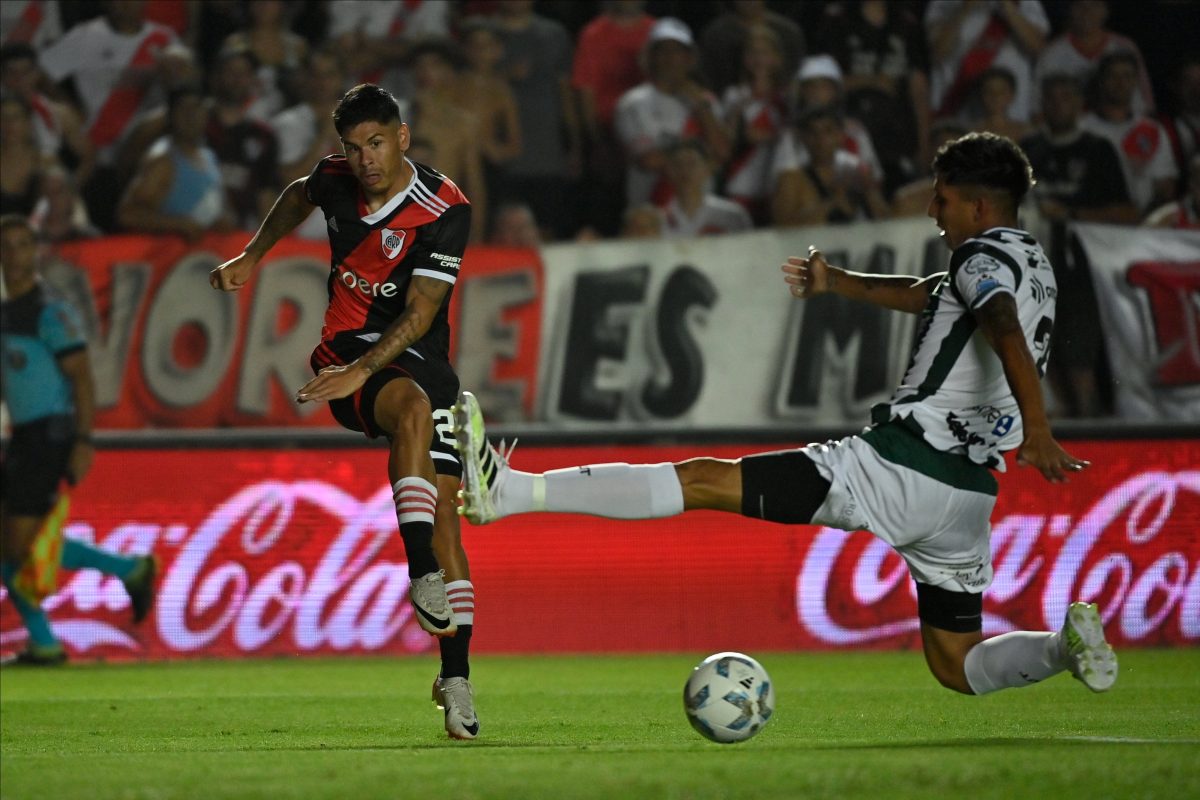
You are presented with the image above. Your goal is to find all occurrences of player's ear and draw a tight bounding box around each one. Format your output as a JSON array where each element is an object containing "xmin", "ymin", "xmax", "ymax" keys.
[{"xmin": 397, "ymin": 122, "xmax": 410, "ymax": 153}]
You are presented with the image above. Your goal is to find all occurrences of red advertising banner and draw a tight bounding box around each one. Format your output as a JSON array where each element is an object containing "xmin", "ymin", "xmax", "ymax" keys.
[
  {"xmin": 45, "ymin": 235, "xmax": 542, "ymax": 428},
  {"xmin": 1, "ymin": 440, "xmax": 1196, "ymax": 660}
]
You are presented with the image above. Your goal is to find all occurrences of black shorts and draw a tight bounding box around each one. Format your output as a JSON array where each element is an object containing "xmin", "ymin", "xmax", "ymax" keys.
[
  {"xmin": 739, "ymin": 448, "xmax": 831, "ymax": 524},
  {"xmin": 1, "ymin": 415, "xmax": 76, "ymax": 516},
  {"xmin": 311, "ymin": 338, "xmax": 462, "ymax": 479}
]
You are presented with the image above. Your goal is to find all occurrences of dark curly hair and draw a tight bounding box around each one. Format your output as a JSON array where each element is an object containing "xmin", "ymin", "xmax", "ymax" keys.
[
  {"xmin": 332, "ymin": 83, "xmax": 402, "ymax": 136},
  {"xmin": 932, "ymin": 132, "xmax": 1034, "ymax": 212}
]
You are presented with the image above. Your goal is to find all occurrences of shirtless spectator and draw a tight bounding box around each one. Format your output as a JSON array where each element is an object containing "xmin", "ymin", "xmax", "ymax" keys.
[{"xmin": 0, "ymin": 43, "xmax": 93, "ymax": 187}]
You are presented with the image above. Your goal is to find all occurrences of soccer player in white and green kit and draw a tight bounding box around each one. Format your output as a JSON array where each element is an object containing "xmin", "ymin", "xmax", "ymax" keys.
[{"xmin": 455, "ymin": 132, "xmax": 1118, "ymax": 697}]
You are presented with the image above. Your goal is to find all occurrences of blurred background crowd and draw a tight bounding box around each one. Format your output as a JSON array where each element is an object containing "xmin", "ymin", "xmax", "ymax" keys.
[{"xmin": 1, "ymin": 0, "xmax": 1198, "ymax": 418}]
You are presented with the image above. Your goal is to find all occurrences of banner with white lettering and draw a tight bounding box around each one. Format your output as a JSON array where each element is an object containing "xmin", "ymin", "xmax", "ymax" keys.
[
  {"xmin": 42, "ymin": 235, "xmax": 543, "ymax": 428},
  {"xmin": 1, "ymin": 440, "xmax": 1195, "ymax": 660},
  {"xmin": 537, "ymin": 219, "xmax": 945, "ymax": 427},
  {"xmin": 1073, "ymin": 224, "xmax": 1200, "ymax": 421}
]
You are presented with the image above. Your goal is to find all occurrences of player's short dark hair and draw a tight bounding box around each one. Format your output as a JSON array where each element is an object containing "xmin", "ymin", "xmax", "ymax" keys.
[
  {"xmin": 332, "ymin": 83, "xmax": 402, "ymax": 135},
  {"xmin": 933, "ymin": 132, "xmax": 1034, "ymax": 210}
]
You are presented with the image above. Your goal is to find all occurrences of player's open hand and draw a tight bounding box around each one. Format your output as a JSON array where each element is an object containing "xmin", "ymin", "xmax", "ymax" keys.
[
  {"xmin": 296, "ymin": 363, "xmax": 370, "ymax": 404},
  {"xmin": 1016, "ymin": 430, "xmax": 1091, "ymax": 483},
  {"xmin": 210, "ymin": 252, "xmax": 257, "ymax": 292},
  {"xmin": 782, "ymin": 247, "xmax": 832, "ymax": 299}
]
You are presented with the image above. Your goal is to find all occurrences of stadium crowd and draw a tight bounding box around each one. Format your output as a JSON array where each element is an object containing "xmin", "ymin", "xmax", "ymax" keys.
[{"xmin": 1, "ymin": 0, "xmax": 1197, "ymax": 418}]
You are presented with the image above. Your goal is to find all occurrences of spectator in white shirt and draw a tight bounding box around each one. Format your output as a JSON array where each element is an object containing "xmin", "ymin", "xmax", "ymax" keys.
[
  {"xmin": 925, "ymin": 0, "xmax": 1048, "ymax": 123},
  {"xmin": 772, "ymin": 55, "xmax": 883, "ymax": 189},
  {"xmin": 1034, "ymin": 0, "xmax": 1154, "ymax": 118},
  {"xmin": 1080, "ymin": 50, "xmax": 1178, "ymax": 214},
  {"xmin": 615, "ymin": 17, "xmax": 731, "ymax": 209},
  {"xmin": 660, "ymin": 139, "xmax": 752, "ymax": 238}
]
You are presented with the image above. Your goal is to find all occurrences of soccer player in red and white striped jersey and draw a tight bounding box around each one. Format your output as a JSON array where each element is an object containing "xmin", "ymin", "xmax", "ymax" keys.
[{"xmin": 211, "ymin": 83, "xmax": 479, "ymax": 739}]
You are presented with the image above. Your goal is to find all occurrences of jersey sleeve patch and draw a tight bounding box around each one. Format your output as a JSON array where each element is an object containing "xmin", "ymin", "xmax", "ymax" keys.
[
  {"xmin": 40, "ymin": 301, "xmax": 86, "ymax": 355},
  {"xmin": 410, "ymin": 204, "xmax": 470, "ymax": 282},
  {"xmin": 955, "ymin": 252, "xmax": 1019, "ymax": 310}
]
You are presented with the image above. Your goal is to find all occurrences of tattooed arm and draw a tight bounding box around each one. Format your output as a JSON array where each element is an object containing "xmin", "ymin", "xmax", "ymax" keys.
[
  {"xmin": 295, "ymin": 275, "xmax": 451, "ymax": 403},
  {"xmin": 975, "ymin": 292, "xmax": 1089, "ymax": 482},
  {"xmin": 781, "ymin": 246, "xmax": 940, "ymax": 314},
  {"xmin": 210, "ymin": 179, "xmax": 315, "ymax": 291}
]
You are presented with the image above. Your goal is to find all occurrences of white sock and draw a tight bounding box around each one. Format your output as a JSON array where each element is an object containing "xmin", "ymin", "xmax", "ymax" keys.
[
  {"xmin": 964, "ymin": 631, "xmax": 1066, "ymax": 695},
  {"xmin": 445, "ymin": 579, "xmax": 474, "ymax": 626},
  {"xmin": 500, "ymin": 462, "xmax": 684, "ymax": 519}
]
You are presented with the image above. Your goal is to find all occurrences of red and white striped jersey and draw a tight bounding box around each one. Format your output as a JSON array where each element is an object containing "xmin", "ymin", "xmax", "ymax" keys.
[{"xmin": 304, "ymin": 155, "xmax": 471, "ymax": 363}]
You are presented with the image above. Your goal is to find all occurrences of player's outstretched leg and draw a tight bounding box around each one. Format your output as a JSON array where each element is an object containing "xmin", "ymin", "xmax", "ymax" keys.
[
  {"xmin": 432, "ymin": 675, "xmax": 479, "ymax": 740},
  {"xmin": 1061, "ymin": 601, "xmax": 1118, "ymax": 692},
  {"xmin": 452, "ymin": 390, "xmax": 684, "ymax": 524}
]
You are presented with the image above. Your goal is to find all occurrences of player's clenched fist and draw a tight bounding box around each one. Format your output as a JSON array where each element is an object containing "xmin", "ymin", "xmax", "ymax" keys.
[
  {"xmin": 781, "ymin": 246, "xmax": 832, "ymax": 299},
  {"xmin": 209, "ymin": 252, "xmax": 257, "ymax": 291}
]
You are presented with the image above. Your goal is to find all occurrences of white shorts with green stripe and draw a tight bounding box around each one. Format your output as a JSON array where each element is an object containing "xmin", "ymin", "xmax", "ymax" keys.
[{"xmin": 803, "ymin": 422, "xmax": 998, "ymax": 593}]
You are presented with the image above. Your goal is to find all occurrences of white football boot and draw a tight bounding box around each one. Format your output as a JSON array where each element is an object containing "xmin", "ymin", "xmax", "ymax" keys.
[
  {"xmin": 409, "ymin": 570, "xmax": 457, "ymax": 637},
  {"xmin": 451, "ymin": 390, "xmax": 514, "ymax": 525},
  {"xmin": 432, "ymin": 675, "xmax": 480, "ymax": 740},
  {"xmin": 1061, "ymin": 601, "xmax": 1118, "ymax": 692}
]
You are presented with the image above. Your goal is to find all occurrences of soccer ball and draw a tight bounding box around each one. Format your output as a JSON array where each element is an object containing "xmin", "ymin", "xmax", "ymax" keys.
[{"xmin": 683, "ymin": 652, "xmax": 775, "ymax": 744}]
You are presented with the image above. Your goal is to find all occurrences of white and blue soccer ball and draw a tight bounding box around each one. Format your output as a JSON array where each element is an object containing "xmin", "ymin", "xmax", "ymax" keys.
[{"xmin": 683, "ymin": 652, "xmax": 775, "ymax": 744}]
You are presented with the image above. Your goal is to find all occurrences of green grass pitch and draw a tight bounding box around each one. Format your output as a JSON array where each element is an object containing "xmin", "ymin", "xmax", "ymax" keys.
[{"xmin": 2, "ymin": 650, "xmax": 1198, "ymax": 800}]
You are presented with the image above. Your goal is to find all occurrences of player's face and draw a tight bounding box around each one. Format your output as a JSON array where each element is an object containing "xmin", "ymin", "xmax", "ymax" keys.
[
  {"xmin": 341, "ymin": 120, "xmax": 411, "ymax": 198},
  {"xmin": 928, "ymin": 178, "xmax": 981, "ymax": 250}
]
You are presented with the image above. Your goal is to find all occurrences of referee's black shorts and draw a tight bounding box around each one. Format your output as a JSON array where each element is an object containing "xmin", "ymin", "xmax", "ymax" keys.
[{"xmin": 2, "ymin": 415, "xmax": 75, "ymax": 517}]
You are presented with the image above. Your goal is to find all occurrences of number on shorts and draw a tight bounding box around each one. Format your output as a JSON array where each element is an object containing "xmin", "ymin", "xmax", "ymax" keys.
[{"xmin": 433, "ymin": 408, "xmax": 456, "ymax": 448}]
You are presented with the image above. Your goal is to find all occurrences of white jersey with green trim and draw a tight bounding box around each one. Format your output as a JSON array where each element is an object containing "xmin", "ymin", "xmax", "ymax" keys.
[{"xmin": 874, "ymin": 227, "xmax": 1057, "ymax": 471}]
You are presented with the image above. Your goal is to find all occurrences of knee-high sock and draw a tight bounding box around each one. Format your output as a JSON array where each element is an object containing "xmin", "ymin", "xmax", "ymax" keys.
[
  {"xmin": 964, "ymin": 631, "xmax": 1065, "ymax": 695},
  {"xmin": 0, "ymin": 561, "xmax": 59, "ymax": 649},
  {"xmin": 499, "ymin": 462, "xmax": 684, "ymax": 519},
  {"xmin": 439, "ymin": 581, "xmax": 475, "ymax": 678},
  {"xmin": 439, "ymin": 624, "xmax": 472, "ymax": 679},
  {"xmin": 393, "ymin": 477, "xmax": 438, "ymax": 578},
  {"xmin": 60, "ymin": 538, "xmax": 138, "ymax": 579}
]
